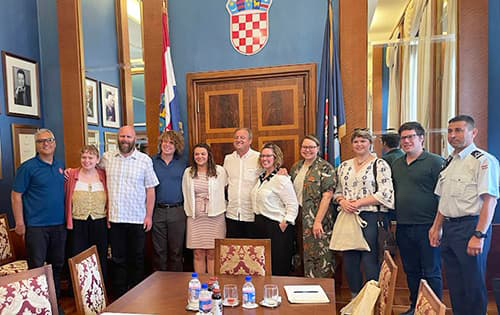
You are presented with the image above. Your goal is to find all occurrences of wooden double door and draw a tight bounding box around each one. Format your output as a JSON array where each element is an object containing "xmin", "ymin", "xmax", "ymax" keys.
[{"xmin": 186, "ymin": 64, "xmax": 317, "ymax": 169}]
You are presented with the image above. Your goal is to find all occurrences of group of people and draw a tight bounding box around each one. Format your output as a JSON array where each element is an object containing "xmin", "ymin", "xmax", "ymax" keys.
[{"xmin": 10, "ymin": 114, "xmax": 498, "ymax": 315}]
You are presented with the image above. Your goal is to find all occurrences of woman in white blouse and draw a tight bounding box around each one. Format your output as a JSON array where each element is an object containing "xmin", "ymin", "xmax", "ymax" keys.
[
  {"xmin": 252, "ymin": 143, "xmax": 298, "ymax": 276},
  {"xmin": 182, "ymin": 143, "xmax": 227, "ymax": 274},
  {"xmin": 334, "ymin": 129, "xmax": 394, "ymax": 297}
]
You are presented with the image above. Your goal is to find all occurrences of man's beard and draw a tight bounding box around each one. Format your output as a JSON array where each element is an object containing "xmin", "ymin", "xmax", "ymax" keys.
[{"xmin": 119, "ymin": 140, "xmax": 135, "ymax": 154}]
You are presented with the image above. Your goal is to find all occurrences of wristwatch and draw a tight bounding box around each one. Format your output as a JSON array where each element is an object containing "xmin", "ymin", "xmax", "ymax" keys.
[{"xmin": 472, "ymin": 231, "xmax": 487, "ymax": 239}]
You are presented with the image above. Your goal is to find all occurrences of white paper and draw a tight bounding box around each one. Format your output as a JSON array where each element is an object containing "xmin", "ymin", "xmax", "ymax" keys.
[
  {"xmin": 284, "ymin": 285, "xmax": 330, "ymax": 304},
  {"xmin": 19, "ymin": 134, "xmax": 36, "ymax": 164}
]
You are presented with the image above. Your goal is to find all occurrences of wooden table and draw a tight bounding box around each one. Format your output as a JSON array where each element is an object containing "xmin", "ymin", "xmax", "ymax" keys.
[{"xmin": 104, "ymin": 272, "xmax": 336, "ymax": 314}]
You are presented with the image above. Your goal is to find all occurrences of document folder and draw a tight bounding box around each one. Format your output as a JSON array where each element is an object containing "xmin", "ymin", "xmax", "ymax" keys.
[{"xmin": 284, "ymin": 285, "xmax": 330, "ymax": 304}]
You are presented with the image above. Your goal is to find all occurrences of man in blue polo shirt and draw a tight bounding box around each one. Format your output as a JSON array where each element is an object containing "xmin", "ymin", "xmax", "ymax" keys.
[{"xmin": 11, "ymin": 128, "xmax": 66, "ymax": 301}]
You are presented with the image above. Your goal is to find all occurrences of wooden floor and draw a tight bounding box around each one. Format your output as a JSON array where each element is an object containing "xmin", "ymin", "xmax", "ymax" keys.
[{"xmin": 60, "ymin": 286, "xmax": 499, "ymax": 315}]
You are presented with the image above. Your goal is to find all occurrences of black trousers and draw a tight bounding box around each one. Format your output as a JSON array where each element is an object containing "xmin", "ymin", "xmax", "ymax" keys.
[
  {"xmin": 225, "ymin": 217, "xmax": 256, "ymax": 239},
  {"xmin": 109, "ymin": 222, "xmax": 145, "ymax": 298},
  {"xmin": 152, "ymin": 205, "xmax": 186, "ymax": 271},
  {"xmin": 71, "ymin": 217, "xmax": 108, "ymax": 285},
  {"xmin": 25, "ymin": 225, "xmax": 67, "ymax": 299},
  {"xmin": 254, "ymin": 214, "xmax": 294, "ymax": 276}
]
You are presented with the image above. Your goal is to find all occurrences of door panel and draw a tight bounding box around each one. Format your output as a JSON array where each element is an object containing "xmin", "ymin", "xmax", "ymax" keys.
[{"xmin": 187, "ymin": 65, "xmax": 316, "ymax": 167}]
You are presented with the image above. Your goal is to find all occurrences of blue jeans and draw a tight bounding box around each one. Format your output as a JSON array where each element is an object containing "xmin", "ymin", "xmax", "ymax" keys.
[
  {"xmin": 441, "ymin": 216, "xmax": 491, "ymax": 315},
  {"xmin": 396, "ymin": 224, "xmax": 442, "ymax": 308},
  {"xmin": 343, "ymin": 212, "xmax": 381, "ymax": 294}
]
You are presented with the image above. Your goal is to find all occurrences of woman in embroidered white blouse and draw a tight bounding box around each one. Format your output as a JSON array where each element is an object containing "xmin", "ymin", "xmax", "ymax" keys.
[
  {"xmin": 333, "ymin": 129, "xmax": 394, "ymax": 297},
  {"xmin": 251, "ymin": 142, "xmax": 298, "ymax": 276}
]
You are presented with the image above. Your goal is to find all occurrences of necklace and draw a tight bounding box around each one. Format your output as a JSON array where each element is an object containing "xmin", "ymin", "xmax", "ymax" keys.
[{"xmin": 355, "ymin": 157, "xmax": 371, "ymax": 166}]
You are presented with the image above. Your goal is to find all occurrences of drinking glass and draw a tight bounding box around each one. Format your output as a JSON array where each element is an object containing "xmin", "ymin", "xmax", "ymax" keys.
[
  {"xmin": 223, "ymin": 284, "xmax": 238, "ymax": 306},
  {"xmin": 263, "ymin": 284, "xmax": 279, "ymax": 306}
]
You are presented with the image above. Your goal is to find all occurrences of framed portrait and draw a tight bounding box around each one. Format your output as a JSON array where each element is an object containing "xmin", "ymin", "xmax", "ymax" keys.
[
  {"xmin": 87, "ymin": 129, "xmax": 100, "ymax": 149},
  {"xmin": 100, "ymin": 82, "xmax": 120, "ymax": 128},
  {"xmin": 11, "ymin": 124, "xmax": 38, "ymax": 171},
  {"xmin": 104, "ymin": 132, "xmax": 118, "ymax": 152},
  {"xmin": 2, "ymin": 52, "xmax": 40, "ymax": 118},
  {"xmin": 85, "ymin": 78, "xmax": 98, "ymax": 125}
]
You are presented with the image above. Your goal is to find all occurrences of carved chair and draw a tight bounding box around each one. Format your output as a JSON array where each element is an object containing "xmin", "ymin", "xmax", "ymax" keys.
[
  {"xmin": 0, "ymin": 264, "xmax": 58, "ymax": 315},
  {"xmin": 414, "ymin": 279, "xmax": 446, "ymax": 315},
  {"xmin": 68, "ymin": 245, "xmax": 108, "ymax": 315},
  {"xmin": 214, "ymin": 238, "xmax": 271, "ymax": 276},
  {"xmin": 376, "ymin": 250, "xmax": 398, "ymax": 315},
  {"xmin": 0, "ymin": 213, "xmax": 28, "ymax": 276}
]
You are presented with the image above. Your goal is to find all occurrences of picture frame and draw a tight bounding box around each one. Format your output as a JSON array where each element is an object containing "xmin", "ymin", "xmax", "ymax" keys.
[
  {"xmin": 104, "ymin": 132, "xmax": 118, "ymax": 152},
  {"xmin": 11, "ymin": 124, "xmax": 38, "ymax": 171},
  {"xmin": 100, "ymin": 82, "xmax": 120, "ymax": 128},
  {"xmin": 87, "ymin": 129, "xmax": 100, "ymax": 149},
  {"xmin": 85, "ymin": 78, "xmax": 98, "ymax": 125},
  {"xmin": 2, "ymin": 52, "xmax": 41, "ymax": 118}
]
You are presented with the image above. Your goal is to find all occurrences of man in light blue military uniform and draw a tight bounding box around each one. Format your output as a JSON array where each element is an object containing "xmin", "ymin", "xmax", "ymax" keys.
[{"xmin": 429, "ymin": 115, "xmax": 499, "ymax": 315}]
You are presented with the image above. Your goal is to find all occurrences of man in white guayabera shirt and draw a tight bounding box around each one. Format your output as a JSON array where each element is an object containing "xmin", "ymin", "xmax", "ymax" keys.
[{"xmin": 223, "ymin": 128, "xmax": 260, "ymax": 238}]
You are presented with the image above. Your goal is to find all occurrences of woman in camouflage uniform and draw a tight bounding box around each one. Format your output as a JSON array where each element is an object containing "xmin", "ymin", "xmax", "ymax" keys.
[{"xmin": 290, "ymin": 135, "xmax": 337, "ymax": 278}]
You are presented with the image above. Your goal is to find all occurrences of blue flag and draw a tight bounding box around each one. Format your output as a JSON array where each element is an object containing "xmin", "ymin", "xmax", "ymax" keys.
[{"xmin": 316, "ymin": 0, "xmax": 346, "ymax": 167}]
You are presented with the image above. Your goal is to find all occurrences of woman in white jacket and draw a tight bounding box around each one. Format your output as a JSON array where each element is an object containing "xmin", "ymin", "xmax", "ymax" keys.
[
  {"xmin": 252, "ymin": 142, "xmax": 298, "ymax": 275},
  {"xmin": 182, "ymin": 143, "xmax": 227, "ymax": 274}
]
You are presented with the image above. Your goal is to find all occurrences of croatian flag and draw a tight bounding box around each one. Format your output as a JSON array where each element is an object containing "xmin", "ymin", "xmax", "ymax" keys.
[{"xmin": 159, "ymin": 7, "xmax": 180, "ymax": 133}]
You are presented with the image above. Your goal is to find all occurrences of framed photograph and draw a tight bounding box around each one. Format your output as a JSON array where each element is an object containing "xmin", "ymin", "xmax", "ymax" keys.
[
  {"xmin": 100, "ymin": 82, "xmax": 120, "ymax": 128},
  {"xmin": 85, "ymin": 78, "xmax": 98, "ymax": 125},
  {"xmin": 11, "ymin": 124, "xmax": 38, "ymax": 171},
  {"xmin": 2, "ymin": 52, "xmax": 40, "ymax": 118},
  {"xmin": 104, "ymin": 132, "xmax": 118, "ymax": 152},
  {"xmin": 87, "ymin": 129, "xmax": 100, "ymax": 149}
]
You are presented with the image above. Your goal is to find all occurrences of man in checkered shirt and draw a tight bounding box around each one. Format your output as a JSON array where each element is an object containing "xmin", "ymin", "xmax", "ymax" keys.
[{"xmin": 100, "ymin": 125, "xmax": 159, "ymax": 298}]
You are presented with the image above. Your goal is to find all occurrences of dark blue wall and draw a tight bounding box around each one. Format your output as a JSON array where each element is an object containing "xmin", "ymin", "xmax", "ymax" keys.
[
  {"xmin": 168, "ymin": 0, "xmax": 329, "ymax": 145},
  {"xmin": 82, "ymin": 0, "xmax": 121, "ymax": 155},
  {"xmin": 0, "ymin": 0, "xmax": 45, "ymax": 225},
  {"xmin": 489, "ymin": 0, "xmax": 500, "ymax": 222}
]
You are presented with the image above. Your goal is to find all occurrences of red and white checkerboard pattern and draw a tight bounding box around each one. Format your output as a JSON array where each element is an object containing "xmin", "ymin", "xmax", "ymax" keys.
[{"xmin": 230, "ymin": 12, "xmax": 268, "ymax": 55}]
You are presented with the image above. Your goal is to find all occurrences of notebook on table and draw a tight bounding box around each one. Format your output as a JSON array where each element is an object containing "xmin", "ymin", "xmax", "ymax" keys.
[{"xmin": 284, "ymin": 285, "xmax": 330, "ymax": 304}]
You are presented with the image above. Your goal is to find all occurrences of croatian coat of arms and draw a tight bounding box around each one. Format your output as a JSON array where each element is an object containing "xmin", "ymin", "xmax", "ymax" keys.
[{"xmin": 226, "ymin": 0, "xmax": 273, "ymax": 55}]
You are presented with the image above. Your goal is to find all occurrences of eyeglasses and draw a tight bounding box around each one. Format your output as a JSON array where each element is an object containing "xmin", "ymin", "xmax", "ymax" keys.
[
  {"xmin": 35, "ymin": 138, "xmax": 55, "ymax": 144},
  {"xmin": 400, "ymin": 134, "xmax": 419, "ymax": 141},
  {"xmin": 353, "ymin": 128, "xmax": 369, "ymax": 131},
  {"xmin": 301, "ymin": 145, "xmax": 318, "ymax": 150}
]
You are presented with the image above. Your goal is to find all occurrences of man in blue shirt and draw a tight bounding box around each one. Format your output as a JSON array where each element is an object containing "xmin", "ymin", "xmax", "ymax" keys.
[
  {"xmin": 11, "ymin": 128, "xmax": 66, "ymax": 301},
  {"xmin": 152, "ymin": 130, "xmax": 187, "ymax": 271}
]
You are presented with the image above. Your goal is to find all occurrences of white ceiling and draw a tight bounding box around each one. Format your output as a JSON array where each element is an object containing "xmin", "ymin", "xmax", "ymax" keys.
[{"xmin": 368, "ymin": 0, "xmax": 408, "ymax": 43}]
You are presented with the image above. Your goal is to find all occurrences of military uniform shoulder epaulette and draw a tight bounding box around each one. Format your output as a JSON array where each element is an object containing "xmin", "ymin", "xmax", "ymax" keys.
[
  {"xmin": 440, "ymin": 155, "xmax": 453, "ymax": 172},
  {"xmin": 471, "ymin": 150, "xmax": 484, "ymax": 159}
]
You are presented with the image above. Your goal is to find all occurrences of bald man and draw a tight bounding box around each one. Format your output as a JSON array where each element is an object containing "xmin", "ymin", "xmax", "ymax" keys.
[{"xmin": 100, "ymin": 126, "xmax": 159, "ymax": 297}]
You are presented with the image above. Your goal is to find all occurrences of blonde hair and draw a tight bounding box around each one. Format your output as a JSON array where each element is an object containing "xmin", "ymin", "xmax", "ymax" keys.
[
  {"xmin": 80, "ymin": 145, "xmax": 100, "ymax": 157},
  {"xmin": 350, "ymin": 128, "xmax": 373, "ymax": 143},
  {"xmin": 260, "ymin": 142, "xmax": 284, "ymax": 169}
]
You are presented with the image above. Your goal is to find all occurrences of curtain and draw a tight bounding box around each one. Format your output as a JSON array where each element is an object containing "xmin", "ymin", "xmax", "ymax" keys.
[
  {"xmin": 386, "ymin": 29, "xmax": 401, "ymax": 129},
  {"xmin": 441, "ymin": 0, "xmax": 457, "ymax": 155},
  {"xmin": 400, "ymin": 0, "xmax": 427, "ymax": 123},
  {"xmin": 416, "ymin": 0, "xmax": 432, "ymax": 130}
]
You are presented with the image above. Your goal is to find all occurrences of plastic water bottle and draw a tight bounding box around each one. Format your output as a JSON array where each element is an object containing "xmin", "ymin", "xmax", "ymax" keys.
[
  {"xmin": 199, "ymin": 283, "xmax": 212, "ymax": 313},
  {"xmin": 187, "ymin": 272, "xmax": 201, "ymax": 308},
  {"xmin": 212, "ymin": 288, "xmax": 223, "ymax": 315},
  {"xmin": 242, "ymin": 276, "xmax": 256, "ymax": 306}
]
